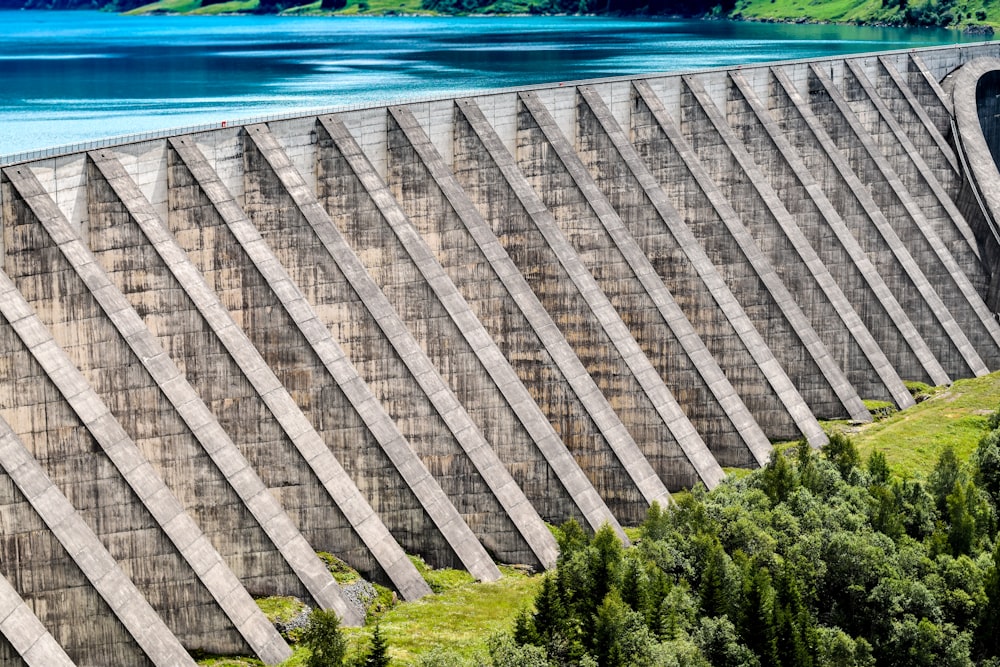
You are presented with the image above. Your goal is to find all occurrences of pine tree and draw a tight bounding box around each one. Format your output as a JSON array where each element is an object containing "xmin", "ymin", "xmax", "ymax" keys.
[
  {"xmin": 930, "ymin": 446, "xmax": 961, "ymax": 514},
  {"xmin": 302, "ymin": 609, "xmax": 347, "ymax": 667},
  {"xmin": 739, "ymin": 566, "xmax": 779, "ymax": 666},
  {"xmin": 976, "ymin": 540, "xmax": 1000, "ymax": 660},
  {"xmin": 698, "ymin": 539, "xmax": 732, "ymax": 619},
  {"xmin": 867, "ymin": 450, "xmax": 891, "ymax": 485},
  {"xmin": 532, "ymin": 573, "xmax": 566, "ymax": 643},
  {"xmin": 761, "ymin": 448, "xmax": 797, "ymax": 505},
  {"xmin": 363, "ymin": 624, "xmax": 390, "ymax": 667},
  {"xmin": 823, "ymin": 433, "xmax": 861, "ymax": 481}
]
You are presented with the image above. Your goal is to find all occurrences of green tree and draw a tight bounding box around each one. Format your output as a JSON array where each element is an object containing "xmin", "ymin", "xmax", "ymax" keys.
[
  {"xmin": 659, "ymin": 582, "xmax": 698, "ymax": 640},
  {"xmin": 974, "ymin": 429, "xmax": 1000, "ymax": 507},
  {"xmin": 815, "ymin": 627, "xmax": 874, "ymax": 667},
  {"xmin": 557, "ymin": 518, "xmax": 589, "ymax": 560},
  {"xmin": 303, "ymin": 609, "xmax": 347, "ymax": 667},
  {"xmin": 823, "ymin": 433, "xmax": 861, "ymax": 481},
  {"xmin": 589, "ymin": 523, "xmax": 624, "ymax": 610},
  {"xmin": 946, "ymin": 481, "xmax": 977, "ymax": 556},
  {"xmin": 488, "ymin": 632, "xmax": 549, "ymax": 667},
  {"xmin": 693, "ymin": 615, "xmax": 760, "ymax": 667},
  {"xmin": 531, "ymin": 573, "xmax": 566, "ymax": 644},
  {"xmin": 760, "ymin": 448, "xmax": 797, "ymax": 505},
  {"xmin": 977, "ymin": 540, "xmax": 1000, "ymax": 659},
  {"xmin": 869, "ymin": 483, "xmax": 904, "ymax": 540},
  {"xmin": 698, "ymin": 539, "xmax": 735, "ymax": 619},
  {"xmin": 738, "ymin": 565, "xmax": 779, "ymax": 666},
  {"xmin": 593, "ymin": 590, "xmax": 655, "ymax": 667},
  {"xmin": 363, "ymin": 624, "xmax": 390, "ymax": 667},
  {"xmin": 643, "ymin": 501, "xmax": 671, "ymax": 542},
  {"xmin": 930, "ymin": 447, "xmax": 962, "ymax": 514},
  {"xmin": 868, "ymin": 450, "xmax": 891, "ymax": 485},
  {"xmin": 620, "ymin": 554, "xmax": 650, "ymax": 617}
]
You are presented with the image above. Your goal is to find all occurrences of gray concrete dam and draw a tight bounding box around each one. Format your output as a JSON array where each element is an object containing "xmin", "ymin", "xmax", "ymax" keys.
[{"xmin": 0, "ymin": 40, "xmax": 999, "ymax": 665}]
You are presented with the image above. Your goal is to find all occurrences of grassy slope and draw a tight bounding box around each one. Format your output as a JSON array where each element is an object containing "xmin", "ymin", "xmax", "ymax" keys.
[
  {"xmin": 127, "ymin": 0, "xmax": 259, "ymax": 14},
  {"xmin": 349, "ymin": 565, "xmax": 542, "ymax": 664},
  {"xmin": 734, "ymin": 0, "xmax": 1000, "ymax": 27},
  {"xmin": 130, "ymin": 0, "xmax": 437, "ymax": 14},
  {"xmin": 197, "ymin": 565, "xmax": 542, "ymax": 666},
  {"xmin": 128, "ymin": 0, "xmax": 1000, "ymax": 23},
  {"xmin": 824, "ymin": 371, "xmax": 1000, "ymax": 477}
]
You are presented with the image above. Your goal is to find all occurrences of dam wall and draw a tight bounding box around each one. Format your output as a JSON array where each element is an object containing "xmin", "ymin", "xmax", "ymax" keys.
[{"xmin": 1, "ymin": 41, "xmax": 1000, "ymax": 665}]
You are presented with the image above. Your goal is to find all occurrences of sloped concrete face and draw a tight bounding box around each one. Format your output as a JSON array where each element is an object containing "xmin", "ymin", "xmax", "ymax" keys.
[{"xmin": 1, "ymin": 42, "xmax": 1000, "ymax": 664}]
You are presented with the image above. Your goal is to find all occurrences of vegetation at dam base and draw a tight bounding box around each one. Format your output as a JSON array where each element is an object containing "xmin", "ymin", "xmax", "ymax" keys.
[{"xmin": 198, "ymin": 372, "xmax": 1000, "ymax": 667}]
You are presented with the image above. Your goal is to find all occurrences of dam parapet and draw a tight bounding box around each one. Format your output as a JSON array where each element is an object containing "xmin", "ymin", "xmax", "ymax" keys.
[{"xmin": 1, "ymin": 40, "xmax": 1000, "ymax": 665}]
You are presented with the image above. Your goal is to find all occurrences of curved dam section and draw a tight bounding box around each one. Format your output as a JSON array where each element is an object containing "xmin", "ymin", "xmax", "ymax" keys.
[{"xmin": 0, "ymin": 41, "xmax": 999, "ymax": 665}]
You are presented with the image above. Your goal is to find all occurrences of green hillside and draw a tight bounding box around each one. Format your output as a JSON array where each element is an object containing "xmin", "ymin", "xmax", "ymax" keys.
[
  {"xmin": 119, "ymin": 0, "xmax": 1000, "ymax": 27},
  {"xmin": 733, "ymin": 0, "xmax": 1000, "ymax": 29}
]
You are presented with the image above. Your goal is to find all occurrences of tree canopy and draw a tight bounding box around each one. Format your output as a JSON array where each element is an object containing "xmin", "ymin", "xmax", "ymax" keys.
[{"xmin": 497, "ymin": 420, "xmax": 1000, "ymax": 667}]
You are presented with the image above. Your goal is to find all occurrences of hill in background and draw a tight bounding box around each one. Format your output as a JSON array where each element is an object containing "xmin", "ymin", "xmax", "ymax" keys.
[{"xmin": 2, "ymin": 0, "xmax": 999, "ymax": 29}]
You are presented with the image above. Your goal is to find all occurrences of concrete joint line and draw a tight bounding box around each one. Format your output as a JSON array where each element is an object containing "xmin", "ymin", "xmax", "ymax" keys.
[
  {"xmin": 525, "ymin": 87, "xmax": 770, "ymax": 471},
  {"xmin": 729, "ymin": 70, "xmax": 946, "ymax": 390},
  {"xmin": 0, "ymin": 568, "xmax": 75, "ymax": 666},
  {"xmin": 175, "ymin": 134, "xmax": 502, "ymax": 582},
  {"xmin": 95, "ymin": 149, "xmax": 428, "ymax": 608},
  {"xmin": 0, "ymin": 419, "xmax": 198, "ymax": 667},
  {"xmin": 7, "ymin": 163, "xmax": 341, "ymax": 645},
  {"xmin": 909, "ymin": 54, "xmax": 954, "ymax": 116},
  {"xmin": 877, "ymin": 57, "xmax": 960, "ymax": 177},
  {"xmin": 511, "ymin": 91, "xmax": 729, "ymax": 481},
  {"xmin": 771, "ymin": 68, "xmax": 984, "ymax": 378},
  {"xmin": 0, "ymin": 268, "xmax": 294, "ymax": 661},
  {"xmin": 681, "ymin": 75, "xmax": 909, "ymax": 411},
  {"xmin": 3, "ymin": 169, "xmax": 301, "ymax": 663},
  {"xmin": 431, "ymin": 99, "xmax": 673, "ymax": 508},
  {"xmin": 846, "ymin": 60, "xmax": 980, "ymax": 263},
  {"xmin": 810, "ymin": 65, "xmax": 1000, "ymax": 369},
  {"xmin": 315, "ymin": 114, "xmax": 621, "ymax": 538},
  {"xmin": 672, "ymin": 76, "xmax": 867, "ymax": 421},
  {"xmin": 244, "ymin": 122, "xmax": 557, "ymax": 571},
  {"xmin": 630, "ymin": 81, "xmax": 828, "ymax": 446}
]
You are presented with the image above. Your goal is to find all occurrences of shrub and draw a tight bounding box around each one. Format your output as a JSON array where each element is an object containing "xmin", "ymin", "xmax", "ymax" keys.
[{"xmin": 302, "ymin": 609, "xmax": 347, "ymax": 667}]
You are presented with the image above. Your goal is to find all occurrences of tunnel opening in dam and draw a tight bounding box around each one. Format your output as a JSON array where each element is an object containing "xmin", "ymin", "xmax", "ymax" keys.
[
  {"xmin": 978, "ymin": 69, "xmax": 1000, "ymax": 167},
  {"xmin": 0, "ymin": 41, "xmax": 1000, "ymax": 666}
]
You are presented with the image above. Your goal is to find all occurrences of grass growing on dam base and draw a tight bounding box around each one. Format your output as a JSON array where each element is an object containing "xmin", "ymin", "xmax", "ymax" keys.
[{"xmin": 826, "ymin": 370, "xmax": 1000, "ymax": 477}]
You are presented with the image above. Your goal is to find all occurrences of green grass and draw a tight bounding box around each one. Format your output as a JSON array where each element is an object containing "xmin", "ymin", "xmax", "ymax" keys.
[
  {"xmin": 196, "ymin": 657, "xmax": 263, "ymax": 666},
  {"xmin": 734, "ymin": 0, "xmax": 885, "ymax": 23},
  {"xmin": 342, "ymin": 565, "xmax": 542, "ymax": 665},
  {"xmin": 824, "ymin": 371, "xmax": 1000, "ymax": 477},
  {"xmin": 133, "ymin": 0, "xmax": 436, "ymax": 15},
  {"xmin": 734, "ymin": 0, "xmax": 1000, "ymax": 27},
  {"xmin": 126, "ymin": 0, "xmax": 204, "ymax": 13},
  {"xmin": 256, "ymin": 596, "xmax": 307, "ymax": 625},
  {"xmin": 317, "ymin": 551, "xmax": 362, "ymax": 584},
  {"xmin": 128, "ymin": 0, "xmax": 259, "ymax": 14},
  {"xmin": 198, "ymin": 564, "xmax": 539, "ymax": 666},
  {"xmin": 287, "ymin": 0, "xmax": 434, "ymax": 14}
]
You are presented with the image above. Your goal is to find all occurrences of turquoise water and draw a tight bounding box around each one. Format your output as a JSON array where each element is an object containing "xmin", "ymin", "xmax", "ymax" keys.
[{"xmin": 0, "ymin": 11, "xmax": 986, "ymax": 156}]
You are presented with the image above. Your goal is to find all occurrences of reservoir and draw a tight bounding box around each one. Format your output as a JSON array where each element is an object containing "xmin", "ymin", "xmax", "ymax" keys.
[{"xmin": 0, "ymin": 10, "xmax": 987, "ymax": 156}]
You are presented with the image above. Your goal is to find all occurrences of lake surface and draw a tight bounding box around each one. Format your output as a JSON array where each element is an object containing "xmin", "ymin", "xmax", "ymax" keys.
[{"xmin": 0, "ymin": 11, "xmax": 988, "ymax": 157}]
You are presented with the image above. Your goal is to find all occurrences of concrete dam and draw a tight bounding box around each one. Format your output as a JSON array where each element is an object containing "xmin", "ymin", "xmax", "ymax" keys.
[{"xmin": 0, "ymin": 39, "xmax": 999, "ymax": 665}]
